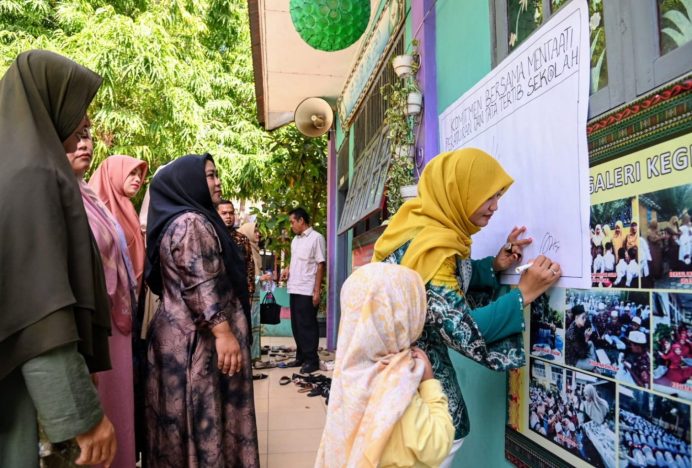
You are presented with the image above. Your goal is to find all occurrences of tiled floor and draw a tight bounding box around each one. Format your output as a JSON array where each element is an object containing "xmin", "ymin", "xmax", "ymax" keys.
[{"xmin": 255, "ymin": 336, "xmax": 329, "ymax": 468}]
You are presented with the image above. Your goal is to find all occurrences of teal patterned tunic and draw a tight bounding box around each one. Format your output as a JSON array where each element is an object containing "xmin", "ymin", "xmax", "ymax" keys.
[{"xmin": 382, "ymin": 242, "xmax": 526, "ymax": 439}]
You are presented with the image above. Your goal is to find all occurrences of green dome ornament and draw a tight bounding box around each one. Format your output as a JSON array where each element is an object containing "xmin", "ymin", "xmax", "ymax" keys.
[{"xmin": 290, "ymin": 0, "xmax": 370, "ymax": 52}]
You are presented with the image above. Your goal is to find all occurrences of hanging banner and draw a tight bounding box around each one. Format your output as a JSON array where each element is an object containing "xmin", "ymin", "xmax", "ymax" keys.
[{"xmin": 438, "ymin": 0, "xmax": 591, "ymax": 288}]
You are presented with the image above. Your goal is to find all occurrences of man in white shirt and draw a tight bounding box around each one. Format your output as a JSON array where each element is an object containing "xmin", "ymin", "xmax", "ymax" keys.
[{"xmin": 281, "ymin": 208, "xmax": 326, "ymax": 374}]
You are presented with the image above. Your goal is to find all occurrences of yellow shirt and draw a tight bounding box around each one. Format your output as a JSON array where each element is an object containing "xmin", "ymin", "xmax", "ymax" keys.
[{"xmin": 380, "ymin": 379, "xmax": 455, "ymax": 467}]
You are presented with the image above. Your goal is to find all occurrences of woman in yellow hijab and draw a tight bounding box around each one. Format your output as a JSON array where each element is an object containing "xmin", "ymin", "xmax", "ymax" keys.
[{"xmin": 372, "ymin": 148, "xmax": 561, "ymax": 464}]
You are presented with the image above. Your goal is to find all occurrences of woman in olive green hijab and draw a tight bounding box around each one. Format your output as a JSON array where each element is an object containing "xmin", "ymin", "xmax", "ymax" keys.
[{"xmin": 0, "ymin": 50, "xmax": 116, "ymax": 467}]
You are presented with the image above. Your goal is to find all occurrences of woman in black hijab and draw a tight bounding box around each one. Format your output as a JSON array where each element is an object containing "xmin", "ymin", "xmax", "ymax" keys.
[
  {"xmin": 144, "ymin": 154, "xmax": 258, "ymax": 467},
  {"xmin": 0, "ymin": 51, "xmax": 116, "ymax": 467}
]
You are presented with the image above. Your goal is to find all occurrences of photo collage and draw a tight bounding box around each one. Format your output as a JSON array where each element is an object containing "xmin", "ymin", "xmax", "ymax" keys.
[
  {"xmin": 524, "ymin": 166, "xmax": 692, "ymax": 467},
  {"xmin": 590, "ymin": 185, "xmax": 692, "ymax": 291},
  {"xmin": 528, "ymin": 288, "xmax": 692, "ymax": 468}
]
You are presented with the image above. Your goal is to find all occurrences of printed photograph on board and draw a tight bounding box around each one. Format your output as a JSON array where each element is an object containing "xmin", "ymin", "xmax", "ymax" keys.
[
  {"xmin": 530, "ymin": 288, "xmax": 565, "ymax": 363},
  {"xmin": 528, "ymin": 359, "xmax": 616, "ymax": 468},
  {"xmin": 590, "ymin": 197, "xmax": 640, "ymax": 288},
  {"xmin": 653, "ymin": 292, "xmax": 692, "ymax": 400},
  {"xmin": 619, "ymin": 386, "xmax": 691, "ymax": 468},
  {"xmin": 639, "ymin": 185, "xmax": 692, "ymax": 290},
  {"xmin": 564, "ymin": 290, "xmax": 651, "ymax": 387}
]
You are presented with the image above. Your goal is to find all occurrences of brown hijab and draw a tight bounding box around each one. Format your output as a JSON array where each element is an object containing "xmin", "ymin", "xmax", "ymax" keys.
[{"xmin": 0, "ymin": 50, "xmax": 111, "ymax": 378}]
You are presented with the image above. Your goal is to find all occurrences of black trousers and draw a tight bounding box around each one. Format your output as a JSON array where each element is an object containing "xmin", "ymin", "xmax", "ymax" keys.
[{"xmin": 289, "ymin": 293, "xmax": 319, "ymax": 365}]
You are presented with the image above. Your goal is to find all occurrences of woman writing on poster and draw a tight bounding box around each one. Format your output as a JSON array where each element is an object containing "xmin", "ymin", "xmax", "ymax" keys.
[{"xmin": 372, "ymin": 148, "xmax": 561, "ymax": 466}]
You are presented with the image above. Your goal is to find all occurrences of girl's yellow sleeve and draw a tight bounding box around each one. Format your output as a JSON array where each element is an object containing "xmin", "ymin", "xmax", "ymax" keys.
[{"xmin": 380, "ymin": 379, "xmax": 455, "ymax": 467}]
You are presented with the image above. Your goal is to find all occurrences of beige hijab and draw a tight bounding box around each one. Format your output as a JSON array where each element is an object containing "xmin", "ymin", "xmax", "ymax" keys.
[
  {"xmin": 238, "ymin": 222, "xmax": 261, "ymax": 276},
  {"xmin": 316, "ymin": 262, "xmax": 427, "ymax": 467}
]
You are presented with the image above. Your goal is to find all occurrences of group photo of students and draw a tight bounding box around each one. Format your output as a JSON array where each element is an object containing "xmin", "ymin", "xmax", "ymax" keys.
[
  {"xmin": 619, "ymin": 386, "xmax": 691, "ymax": 468},
  {"xmin": 564, "ymin": 290, "xmax": 651, "ymax": 387},
  {"xmin": 589, "ymin": 198, "xmax": 640, "ymax": 289},
  {"xmin": 529, "ymin": 359, "xmax": 616, "ymax": 468}
]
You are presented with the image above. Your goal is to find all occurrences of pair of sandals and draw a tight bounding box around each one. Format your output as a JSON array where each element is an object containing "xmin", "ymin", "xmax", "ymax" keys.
[{"xmin": 279, "ymin": 373, "xmax": 331, "ymax": 402}]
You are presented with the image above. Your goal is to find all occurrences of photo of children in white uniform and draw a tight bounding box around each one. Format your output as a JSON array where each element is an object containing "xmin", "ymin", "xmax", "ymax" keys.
[
  {"xmin": 590, "ymin": 197, "xmax": 639, "ymax": 288},
  {"xmin": 619, "ymin": 385, "xmax": 691, "ymax": 468}
]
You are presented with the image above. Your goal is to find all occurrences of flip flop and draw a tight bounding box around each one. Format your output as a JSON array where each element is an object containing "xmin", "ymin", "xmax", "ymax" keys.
[
  {"xmin": 253, "ymin": 361, "xmax": 276, "ymax": 370},
  {"xmin": 279, "ymin": 376, "xmax": 292, "ymax": 386}
]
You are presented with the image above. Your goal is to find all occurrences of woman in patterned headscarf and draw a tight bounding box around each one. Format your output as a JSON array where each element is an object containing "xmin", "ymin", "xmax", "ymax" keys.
[
  {"xmin": 372, "ymin": 148, "xmax": 561, "ymax": 465},
  {"xmin": 316, "ymin": 262, "xmax": 454, "ymax": 467}
]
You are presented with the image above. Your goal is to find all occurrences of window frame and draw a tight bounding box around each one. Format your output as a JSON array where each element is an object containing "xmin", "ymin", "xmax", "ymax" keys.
[
  {"xmin": 491, "ymin": 0, "xmax": 691, "ymax": 119},
  {"xmin": 631, "ymin": 0, "xmax": 692, "ymax": 94},
  {"xmin": 337, "ymin": 128, "xmax": 391, "ymax": 234}
]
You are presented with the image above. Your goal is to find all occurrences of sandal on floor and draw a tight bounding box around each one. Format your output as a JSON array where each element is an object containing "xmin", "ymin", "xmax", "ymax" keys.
[
  {"xmin": 279, "ymin": 376, "xmax": 292, "ymax": 386},
  {"xmin": 307, "ymin": 385, "xmax": 325, "ymax": 397},
  {"xmin": 253, "ymin": 361, "xmax": 276, "ymax": 370},
  {"xmin": 252, "ymin": 373, "xmax": 268, "ymax": 380}
]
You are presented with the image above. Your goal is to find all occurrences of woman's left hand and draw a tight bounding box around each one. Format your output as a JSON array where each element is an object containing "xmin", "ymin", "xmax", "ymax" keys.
[{"xmin": 493, "ymin": 226, "xmax": 532, "ymax": 272}]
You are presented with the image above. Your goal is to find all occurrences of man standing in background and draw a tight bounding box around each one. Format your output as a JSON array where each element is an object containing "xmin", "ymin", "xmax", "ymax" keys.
[
  {"xmin": 281, "ymin": 208, "xmax": 325, "ymax": 374},
  {"xmin": 217, "ymin": 199, "xmax": 255, "ymax": 295}
]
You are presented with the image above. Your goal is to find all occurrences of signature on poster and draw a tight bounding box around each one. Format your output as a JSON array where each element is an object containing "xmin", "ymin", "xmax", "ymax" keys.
[{"xmin": 539, "ymin": 232, "xmax": 560, "ymax": 255}]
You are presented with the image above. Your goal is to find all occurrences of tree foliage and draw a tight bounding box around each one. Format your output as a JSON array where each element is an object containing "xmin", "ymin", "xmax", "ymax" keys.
[
  {"xmin": 0, "ymin": 0, "xmax": 268, "ymax": 168},
  {"xmin": 0, "ymin": 0, "xmax": 328, "ymax": 254}
]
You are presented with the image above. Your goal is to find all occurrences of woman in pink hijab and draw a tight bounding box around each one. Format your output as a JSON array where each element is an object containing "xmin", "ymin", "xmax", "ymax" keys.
[
  {"xmin": 89, "ymin": 155, "xmax": 148, "ymax": 294},
  {"xmin": 88, "ymin": 153, "xmax": 146, "ymax": 468},
  {"xmin": 65, "ymin": 136, "xmax": 138, "ymax": 468}
]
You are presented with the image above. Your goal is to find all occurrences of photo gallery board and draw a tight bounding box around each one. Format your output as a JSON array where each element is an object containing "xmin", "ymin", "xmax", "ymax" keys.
[{"xmin": 508, "ymin": 134, "xmax": 692, "ymax": 468}]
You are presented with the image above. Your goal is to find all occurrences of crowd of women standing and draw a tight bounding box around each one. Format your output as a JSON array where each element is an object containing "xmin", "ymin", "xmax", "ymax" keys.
[
  {"xmin": 1, "ymin": 50, "xmax": 565, "ymax": 468},
  {"xmin": 0, "ymin": 51, "xmax": 259, "ymax": 467}
]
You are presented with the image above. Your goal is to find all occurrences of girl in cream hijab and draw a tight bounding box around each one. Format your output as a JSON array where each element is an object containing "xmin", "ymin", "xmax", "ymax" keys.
[{"xmin": 316, "ymin": 263, "xmax": 454, "ymax": 467}]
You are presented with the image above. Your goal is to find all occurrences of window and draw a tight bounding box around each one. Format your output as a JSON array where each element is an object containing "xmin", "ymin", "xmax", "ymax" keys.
[
  {"xmin": 337, "ymin": 129, "xmax": 391, "ymax": 234},
  {"xmin": 631, "ymin": 0, "xmax": 692, "ymax": 93},
  {"xmin": 492, "ymin": 0, "xmax": 692, "ymax": 118},
  {"xmin": 533, "ymin": 360, "xmax": 546, "ymax": 378}
]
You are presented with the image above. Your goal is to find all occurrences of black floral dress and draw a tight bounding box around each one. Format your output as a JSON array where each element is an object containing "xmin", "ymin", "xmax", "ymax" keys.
[{"xmin": 145, "ymin": 213, "xmax": 259, "ymax": 467}]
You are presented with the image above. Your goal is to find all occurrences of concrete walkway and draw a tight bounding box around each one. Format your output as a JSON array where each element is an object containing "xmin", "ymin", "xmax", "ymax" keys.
[{"xmin": 254, "ymin": 336, "xmax": 330, "ymax": 467}]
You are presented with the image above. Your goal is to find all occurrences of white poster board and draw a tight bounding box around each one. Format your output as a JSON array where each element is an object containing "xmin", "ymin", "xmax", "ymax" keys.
[{"xmin": 438, "ymin": 0, "xmax": 591, "ymax": 288}]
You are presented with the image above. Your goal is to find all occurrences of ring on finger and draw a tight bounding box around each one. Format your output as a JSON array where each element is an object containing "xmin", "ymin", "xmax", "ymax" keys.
[{"xmin": 549, "ymin": 268, "xmax": 558, "ymax": 275}]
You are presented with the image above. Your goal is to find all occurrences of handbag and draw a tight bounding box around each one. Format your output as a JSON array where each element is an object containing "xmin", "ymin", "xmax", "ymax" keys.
[{"xmin": 260, "ymin": 292, "xmax": 281, "ymax": 324}]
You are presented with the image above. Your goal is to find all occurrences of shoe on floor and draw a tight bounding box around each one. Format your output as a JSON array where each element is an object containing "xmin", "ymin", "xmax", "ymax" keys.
[
  {"xmin": 300, "ymin": 362, "xmax": 320, "ymax": 374},
  {"xmin": 285, "ymin": 359, "xmax": 304, "ymax": 368}
]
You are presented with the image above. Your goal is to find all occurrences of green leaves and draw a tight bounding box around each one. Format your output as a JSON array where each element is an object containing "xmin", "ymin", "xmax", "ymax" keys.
[{"xmin": 0, "ymin": 0, "xmax": 327, "ymax": 258}]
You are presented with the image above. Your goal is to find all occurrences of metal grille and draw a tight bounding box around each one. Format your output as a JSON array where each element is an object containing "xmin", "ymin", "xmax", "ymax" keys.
[{"xmin": 352, "ymin": 33, "xmax": 405, "ymax": 162}]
